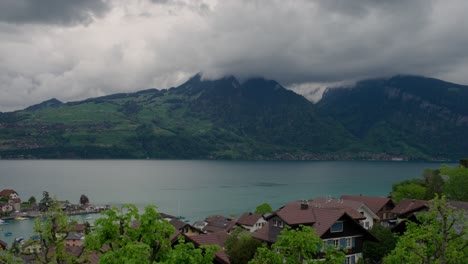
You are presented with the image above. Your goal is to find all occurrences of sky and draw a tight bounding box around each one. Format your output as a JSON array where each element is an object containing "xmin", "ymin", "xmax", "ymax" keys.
[{"xmin": 1, "ymin": 0, "xmax": 468, "ymax": 111}]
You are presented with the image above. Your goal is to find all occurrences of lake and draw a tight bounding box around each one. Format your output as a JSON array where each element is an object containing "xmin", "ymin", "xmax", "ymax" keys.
[{"xmin": 0, "ymin": 160, "xmax": 451, "ymax": 245}]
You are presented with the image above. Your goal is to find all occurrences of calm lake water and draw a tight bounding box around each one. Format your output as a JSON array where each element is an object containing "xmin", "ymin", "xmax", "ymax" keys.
[{"xmin": 0, "ymin": 160, "xmax": 451, "ymax": 245}]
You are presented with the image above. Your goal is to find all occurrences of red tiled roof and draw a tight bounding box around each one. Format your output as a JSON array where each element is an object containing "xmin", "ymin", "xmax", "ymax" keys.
[
  {"xmin": 237, "ymin": 212, "xmax": 262, "ymax": 226},
  {"xmin": 341, "ymin": 195, "xmax": 393, "ymax": 213},
  {"xmin": 392, "ymin": 199, "xmax": 429, "ymax": 215},
  {"xmin": 251, "ymin": 223, "xmax": 276, "ymax": 243},
  {"xmin": 185, "ymin": 233, "xmax": 230, "ymax": 264},
  {"xmin": 312, "ymin": 208, "xmax": 348, "ymax": 237},
  {"xmin": 0, "ymin": 189, "xmax": 17, "ymax": 196},
  {"xmin": 204, "ymin": 215, "xmax": 236, "ymax": 233},
  {"xmin": 185, "ymin": 232, "xmax": 229, "ymax": 247},
  {"xmin": 276, "ymin": 201, "xmax": 316, "ymax": 225},
  {"xmin": 310, "ymin": 197, "xmax": 367, "ymax": 220}
]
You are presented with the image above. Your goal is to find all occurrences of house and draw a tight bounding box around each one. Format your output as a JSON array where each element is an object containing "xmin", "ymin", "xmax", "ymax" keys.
[
  {"xmin": 391, "ymin": 199, "xmax": 429, "ymax": 219},
  {"xmin": 391, "ymin": 199, "xmax": 430, "ymax": 235},
  {"xmin": 66, "ymin": 233, "xmax": 85, "ymax": 247},
  {"xmin": 203, "ymin": 215, "xmax": 237, "ymax": 234},
  {"xmin": 184, "ymin": 232, "xmax": 230, "ymax": 264},
  {"xmin": 236, "ymin": 212, "xmax": 267, "ymax": 232},
  {"xmin": 160, "ymin": 213, "xmax": 201, "ymax": 237},
  {"xmin": 0, "ymin": 189, "xmax": 21, "ymax": 211},
  {"xmin": 309, "ymin": 197, "xmax": 379, "ymax": 230},
  {"xmin": 341, "ymin": 195, "xmax": 396, "ymax": 226},
  {"xmin": 252, "ymin": 200, "xmax": 378, "ymax": 264}
]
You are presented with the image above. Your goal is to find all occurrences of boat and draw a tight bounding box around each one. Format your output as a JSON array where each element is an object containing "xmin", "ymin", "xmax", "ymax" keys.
[
  {"xmin": 14, "ymin": 216, "xmax": 29, "ymax": 220},
  {"xmin": 85, "ymin": 216, "xmax": 93, "ymax": 220},
  {"xmin": 4, "ymin": 232, "xmax": 12, "ymax": 236}
]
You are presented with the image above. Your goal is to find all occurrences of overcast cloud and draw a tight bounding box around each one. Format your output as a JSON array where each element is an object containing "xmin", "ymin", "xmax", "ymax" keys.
[{"xmin": 1, "ymin": 0, "xmax": 468, "ymax": 111}]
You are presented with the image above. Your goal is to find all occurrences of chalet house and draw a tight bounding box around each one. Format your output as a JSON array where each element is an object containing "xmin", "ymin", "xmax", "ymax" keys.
[
  {"xmin": 252, "ymin": 200, "xmax": 377, "ymax": 264},
  {"xmin": 236, "ymin": 212, "xmax": 267, "ymax": 232},
  {"xmin": 184, "ymin": 232, "xmax": 230, "ymax": 264},
  {"xmin": 391, "ymin": 199, "xmax": 430, "ymax": 234},
  {"xmin": 160, "ymin": 213, "xmax": 201, "ymax": 237},
  {"xmin": 0, "ymin": 189, "xmax": 21, "ymax": 211},
  {"xmin": 341, "ymin": 195, "xmax": 396, "ymax": 226},
  {"xmin": 309, "ymin": 197, "xmax": 379, "ymax": 230}
]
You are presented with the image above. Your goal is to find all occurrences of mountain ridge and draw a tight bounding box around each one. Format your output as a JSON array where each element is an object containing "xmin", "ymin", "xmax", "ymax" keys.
[{"xmin": 1, "ymin": 74, "xmax": 467, "ymax": 160}]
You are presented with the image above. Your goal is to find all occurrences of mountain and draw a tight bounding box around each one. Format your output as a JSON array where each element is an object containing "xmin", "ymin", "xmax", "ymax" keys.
[
  {"xmin": 1, "ymin": 74, "xmax": 467, "ymax": 160},
  {"xmin": 317, "ymin": 75, "xmax": 468, "ymax": 159},
  {"xmin": 0, "ymin": 75, "xmax": 353, "ymax": 159}
]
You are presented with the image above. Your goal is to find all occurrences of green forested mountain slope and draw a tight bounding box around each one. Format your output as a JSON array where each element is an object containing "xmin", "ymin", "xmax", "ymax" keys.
[
  {"xmin": 317, "ymin": 75, "xmax": 468, "ymax": 160},
  {"xmin": 1, "ymin": 74, "xmax": 467, "ymax": 160}
]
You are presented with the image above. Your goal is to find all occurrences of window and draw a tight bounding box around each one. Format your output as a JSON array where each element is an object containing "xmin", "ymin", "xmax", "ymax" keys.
[
  {"xmin": 346, "ymin": 238, "xmax": 352, "ymax": 248},
  {"xmin": 279, "ymin": 220, "xmax": 284, "ymax": 227},
  {"xmin": 365, "ymin": 221, "xmax": 369, "ymax": 228},
  {"xmin": 345, "ymin": 255, "xmax": 356, "ymax": 264},
  {"xmin": 333, "ymin": 239, "xmax": 339, "ymax": 247},
  {"xmin": 330, "ymin": 221, "xmax": 343, "ymax": 232},
  {"xmin": 273, "ymin": 219, "xmax": 278, "ymax": 226}
]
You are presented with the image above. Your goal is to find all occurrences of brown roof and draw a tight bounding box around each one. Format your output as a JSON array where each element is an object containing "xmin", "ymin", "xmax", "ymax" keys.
[
  {"xmin": 0, "ymin": 189, "xmax": 17, "ymax": 196},
  {"xmin": 275, "ymin": 200, "xmax": 364, "ymax": 226},
  {"xmin": 204, "ymin": 215, "xmax": 236, "ymax": 233},
  {"xmin": 237, "ymin": 212, "xmax": 262, "ymax": 226},
  {"xmin": 392, "ymin": 199, "xmax": 429, "ymax": 216},
  {"xmin": 341, "ymin": 195, "xmax": 394, "ymax": 213},
  {"xmin": 251, "ymin": 223, "xmax": 275, "ymax": 243},
  {"xmin": 184, "ymin": 233, "xmax": 230, "ymax": 264}
]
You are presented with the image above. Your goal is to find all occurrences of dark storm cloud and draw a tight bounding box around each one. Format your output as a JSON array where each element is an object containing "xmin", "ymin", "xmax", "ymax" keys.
[
  {"xmin": 0, "ymin": 0, "xmax": 111, "ymax": 25},
  {"xmin": 1, "ymin": 0, "xmax": 468, "ymax": 111}
]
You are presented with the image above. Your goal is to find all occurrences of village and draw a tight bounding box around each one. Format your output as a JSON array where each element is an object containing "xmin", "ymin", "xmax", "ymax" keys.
[{"xmin": 1, "ymin": 184, "xmax": 467, "ymax": 264}]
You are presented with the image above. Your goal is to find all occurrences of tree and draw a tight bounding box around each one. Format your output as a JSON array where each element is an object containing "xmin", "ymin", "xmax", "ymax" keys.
[
  {"xmin": 254, "ymin": 203, "xmax": 273, "ymax": 215},
  {"xmin": 32, "ymin": 199, "xmax": 86, "ymax": 264},
  {"xmin": 28, "ymin": 196, "xmax": 37, "ymax": 205},
  {"xmin": 249, "ymin": 225, "xmax": 345, "ymax": 264},
  {"xmin": 440, "ymin": 165, "xmax": 468, "ymax": 201},
  {"xmin": 38, "ymin": 191, "xmax": 53, "ymax": 212},
  {"xmin": 0, "ymin": 251, "xmax": 24, "ymax": 264},
  {"xmin": 225, "ymin": 227, "xmax": 263, "ymax": 264},
  {"xmin": 80, "ymin": 194, "xmax": 89, "ymax": 206},
  {"xmin": 391, "ymin": 183, "xmax": 426, "ymax": 203},
  {"xmin": 85, "ymin": 204, "xmax": 217, "ymax": 264},
  {"xmin": 363, "ymin": 224, "xmax": 397, "ymax": 263},
  {"xmin": 162, "ymin": 237, "xmax": 219, "ymax": 264},
  {"xmin": 384, "ymin": 196, "xmax": 468, "ymax": 264}
]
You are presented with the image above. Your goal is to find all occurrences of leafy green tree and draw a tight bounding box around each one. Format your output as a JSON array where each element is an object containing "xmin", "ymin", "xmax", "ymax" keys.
[
  {"xmin": 162, "ymin": 237, "xmax": 219, "ymax": 264},
  {"xmin": 86, "ymin": 204, "xmax": 174, "ymax": 264},
  {"xmin": 38, "ymin": 191, "xmax": 53, "ymax": 212},
  {"xmin": 254, "ymin": 203, "xmax": 273, "ymax": 215},
  {"xmin": 32, "ymin": 199, "xmax": 86, "ymax": 264},
  {"xmin": 225, "ymin": 227, "xmax": 263, "ymax": 264},
  {"xmin": 391, "ymin": 183, "xmax": 426, "ymax": 203},
  {"xmin": 86, "ymin": 204, "xmax": 217, "ymax": 264},
  {"xmin": 249, "ymin": 225, "xmax": 345, "ymax": 264},
  {"xmin": 28, "ymin": 196, "xmax": 37, "ymax": 205},
  {"xmin": 0, "ymin": 251, "xmax": 24, "ymax": 264},
  {"xmin": 363, "ymin": 224, "xmax": 397, "ymax": 263},
  {"xmin": 384, "ymin": 196, "xmax": 468, "ymax": 264},
  {"xmin": 440, "ymin": 165, "xmax": 468, "ymax": 201}
]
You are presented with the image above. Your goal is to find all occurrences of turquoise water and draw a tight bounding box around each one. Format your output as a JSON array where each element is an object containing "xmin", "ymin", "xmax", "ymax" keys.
[{"xmin": 0, "ymin": 160, "xmax": 451, "ymax": 246}]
